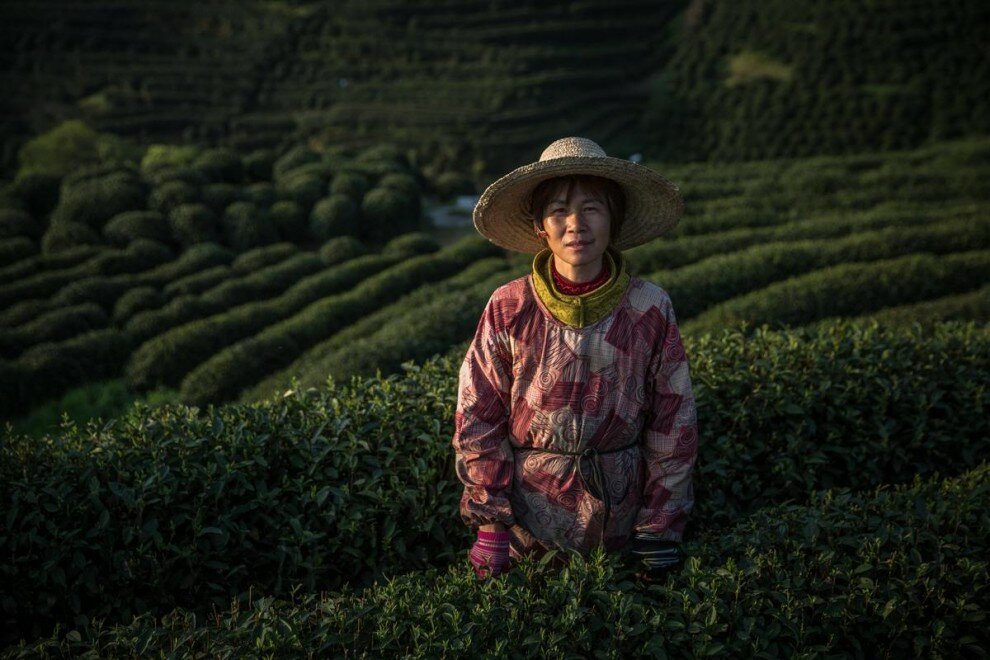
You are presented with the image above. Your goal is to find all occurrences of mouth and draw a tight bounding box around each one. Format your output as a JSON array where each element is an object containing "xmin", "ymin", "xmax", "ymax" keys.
[{"xmin": 566, "ymin": 240, "xmax": 593, "ymax": 248}]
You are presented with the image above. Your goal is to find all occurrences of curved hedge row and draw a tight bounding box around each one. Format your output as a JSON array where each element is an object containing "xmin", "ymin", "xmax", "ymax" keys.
[
  {"xmin": 682, "ymin": 249, "xmax": 990, "ymax": 335},
  {"xmin": 124, "ymin": 249, "xmax": 338, "ymax": 345},
  {"xmin": 625, "ymin": 200, "xmax": 981, "ymax": 276},
  {"xmin": 14, "ymin": 464, "xmax": 985, "ymax": 657},
  {"xmin": 242, "ymin": 257, "xmax": 516, "ymax": 401},
  {"xmin": 124, "ymin": 236, "xmax": 440, "ymax": 391},
  {"xmin": 298, "ymin": 268, "xmax": 520, "ymax": 389},
  {"xmin": 0, "ymin": 328, "xmax": 133, "ymax": 418},
  {"xmin": 0, "ymin": 244, "xmax": 103, "ymax": 287},
  {"xmin": 811, "ymin": 282, "xmax": 990, "ymax": 329},
  {"xmin": 646, "ymin": 217, "xmax": 990, "ymax": 320},
  {"xmin": 1, "ymin": 241, "xmax": 232, "ymax": 337},
  {"xmin": 0, "ymin": 303, "xmax": 107, "ymax": 359},
  {"xmin": 0, "ymin": 320, "xmax": 987, "ymax": 645},
  {"xmin": 177, "ymin": 236, "xmax": 502, "ymax": 405}
]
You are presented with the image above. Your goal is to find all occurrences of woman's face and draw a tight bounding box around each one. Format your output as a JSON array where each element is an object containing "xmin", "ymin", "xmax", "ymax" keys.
[{"xmin": 538, "ymin": 182, "xmax": 612, "ymax": 273}]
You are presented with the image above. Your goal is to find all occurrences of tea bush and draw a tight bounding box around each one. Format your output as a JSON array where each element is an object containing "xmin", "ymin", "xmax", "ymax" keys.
[
  {"xmin": 647, "ymin": 217, "xmax": 990, "ymax": 320},
  {"xmin": 15, "ymin": 464, "xmax": 984, "ymax": 657},
  {"xmin": 0, "ymin": 244, "xmax": 102, "ymax": 286},
  {"xmin": 111, "ymin": 287, "xmax": 165, "ymax": 325},
  {"xmin": 124, "ymin": 252, "xmax": 413, "ymax": 390},
  {"xmin": 683, "ymin": 249, "xmax": 990, "ymax": 335},
  {"xmin": 1, "ymin": 321, "xmax": 986, "ymax": 648},
  {"xmin": 167, "ymin": 203, "xmax": 220, "ymax": 247},
  {"xmin": 0, "ymin": 303, "xmax": 107, "ymax": 359},
  {"xmin": 177, "ymin": 236, "xmax": 501, "ymax": 405},
  {"xmin": 0, "ymin": 209, "xmax": 39, "ymax": 241},
  {"xmin": 101, "ymin": 210, "xmax": 171, "ymax": 248},
  {"xmin": 310, "ymin": 194, "xmax": 359, "ymax": 241},
  {"xmin": 0, "ymin": 328, "xmax": 133, "ymax": 417},
  {"xmin": 0, "ymin": 237, "xmax": 35, "ymax": 267},
  {"xmin": 244, "ymin": 257, "xmax": 517, "ymax": 400}
]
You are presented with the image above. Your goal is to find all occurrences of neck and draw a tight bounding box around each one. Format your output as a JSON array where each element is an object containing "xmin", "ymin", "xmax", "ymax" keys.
[{"xmin": 552, "ymin": 256, "xmax": 604, "ymax": 283}]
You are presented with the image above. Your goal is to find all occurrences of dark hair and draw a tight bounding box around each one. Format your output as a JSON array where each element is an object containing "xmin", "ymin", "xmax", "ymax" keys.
[{"xmin": 528, "ymin": 174, "xmax": 626, "ymax": 239}]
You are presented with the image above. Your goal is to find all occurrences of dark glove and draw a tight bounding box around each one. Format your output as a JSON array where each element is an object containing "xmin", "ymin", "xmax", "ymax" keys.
[{"xmin": 628, "ymin": 531, "xmax": 684, "ymax": 581}]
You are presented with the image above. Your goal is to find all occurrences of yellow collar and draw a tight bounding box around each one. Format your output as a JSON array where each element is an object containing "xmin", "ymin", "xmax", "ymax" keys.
[{"xmin": 530, "ymin": 248, "xmax": 630, "ymax": 327}]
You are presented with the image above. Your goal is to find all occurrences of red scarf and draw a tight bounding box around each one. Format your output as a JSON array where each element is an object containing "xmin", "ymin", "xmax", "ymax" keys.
[{"xmin": 551, "ymin": 258, "xmax": 611, "ymax": 296}]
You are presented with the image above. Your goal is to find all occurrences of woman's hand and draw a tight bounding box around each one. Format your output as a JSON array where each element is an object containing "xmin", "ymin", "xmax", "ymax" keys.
[
  {"xmin": 628, "ymin": 531, "xmax": 684, "ymax": 582},
  {"xmin": 470, "ymin": 528, "xmax": 511, "ymax": 579}
]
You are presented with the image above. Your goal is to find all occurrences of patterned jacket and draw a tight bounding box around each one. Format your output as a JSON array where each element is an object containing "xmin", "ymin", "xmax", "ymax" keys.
[{"xmin": 452, "ymin": 254, "xmax": 699, "ymax": 558}]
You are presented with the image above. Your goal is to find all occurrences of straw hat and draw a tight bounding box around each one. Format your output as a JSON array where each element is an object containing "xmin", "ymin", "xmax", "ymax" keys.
[{"xmin": 473, "ymin": 137, "xmax": 684, "ymax": 253}]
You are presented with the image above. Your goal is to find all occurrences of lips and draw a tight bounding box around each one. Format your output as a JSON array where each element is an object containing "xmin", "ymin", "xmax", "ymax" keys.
[{"xmin": 566, "ymin": 240, "xmax": 593, "ymax": 248}]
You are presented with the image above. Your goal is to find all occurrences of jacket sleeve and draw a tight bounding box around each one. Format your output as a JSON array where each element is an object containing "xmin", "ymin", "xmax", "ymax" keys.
[
  {"xmin": 451, "ymin": 294, "xmax": 516, "ymax": 529},
  {"xmin": 634, "ymin": 296, "xmax": 699, "ymax": 542}
]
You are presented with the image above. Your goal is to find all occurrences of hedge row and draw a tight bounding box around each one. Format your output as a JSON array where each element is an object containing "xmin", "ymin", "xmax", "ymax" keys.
[
  {"xmin": 0, "ymin": 328, "xmax": 133, "ymax": 418},
  {"xmin": 1, "ymin": 320, "xmax": 986, "ymax": 642},
  {"xmin": 125, "ymin": 235, "xmax": 440, "ymax": 390},
  {"xmin": 682, "ymin": 249, "xmax": 990, "ymax": 336},
  {"xmin": 11, "ymin": 464, "xmax": 985, "ymax": 657},
  {"xmin": 0, "ymin": 303, "xmax": 108, "ymax": 359},
  {"xmin": 242, "ymin": 258, "xmax": 518, "ymax": 401},
  {"xmin": 177, "ymin": 235, "xmax": 502, "ymax": 405},
  {"xmin": 832, "ymin": 281, "xmax": 990, "ymax": 328},
  {"xmin": 0, "ymin": 244, "xmax": 103, "ymax": 287},
  {"xmin": 0, "ymin": 240, "xmax": 176, "ymax": 311},
  {"xmin": 124, "ymin": 239, "xmax": 365, "ymax": 343},
  {"xmin": 625, "ymin": 200, "xmax": 980, "ymax": 276},
  {"xmin": 297, "ymin": 267, "xmax": 522, "ymax": 389},
  {"xmin": 645, "ymin": 216, "xmax": 990, "ymax": 320},
  {"xmin": 0, "ymin": 242, "xmax": 232, "ymax": 340}
]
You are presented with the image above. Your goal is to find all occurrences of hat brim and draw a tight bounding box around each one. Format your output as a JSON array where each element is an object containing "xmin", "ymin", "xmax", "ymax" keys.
[{"xmin": 473, "ymin": 155, "xmax": 684, "ymax": 254}]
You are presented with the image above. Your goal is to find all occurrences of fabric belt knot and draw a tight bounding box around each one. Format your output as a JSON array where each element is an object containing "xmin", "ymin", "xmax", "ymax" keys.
[{"xmin": 514, "ymin": 439, "xmax": 640, "ymax": 549}]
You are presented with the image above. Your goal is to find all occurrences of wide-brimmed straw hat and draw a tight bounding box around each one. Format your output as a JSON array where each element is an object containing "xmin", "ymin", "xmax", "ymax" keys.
[{"xmin": 473, "ymin": 136, "xmax": 684, "ymax": 253}]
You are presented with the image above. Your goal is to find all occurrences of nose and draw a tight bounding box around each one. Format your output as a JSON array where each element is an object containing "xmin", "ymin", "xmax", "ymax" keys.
[{"xmin": 565, "ymin": 211, "xmax": 586, "ymax": 232}]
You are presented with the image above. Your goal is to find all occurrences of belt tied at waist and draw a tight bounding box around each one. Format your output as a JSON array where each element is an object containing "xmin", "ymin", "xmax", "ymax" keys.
[{"xmin": 513, "ymin": 439, "xmax": 640, "ymax": 549}]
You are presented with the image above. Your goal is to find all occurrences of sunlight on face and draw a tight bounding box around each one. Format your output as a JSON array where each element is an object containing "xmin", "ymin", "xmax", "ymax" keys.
[{"xmin": 538, "ymin": 183, "xmax": 611, "ymax": 282}]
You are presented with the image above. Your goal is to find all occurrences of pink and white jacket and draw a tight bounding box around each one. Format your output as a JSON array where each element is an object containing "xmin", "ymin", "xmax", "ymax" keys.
[{"xmin": 452, "ymin": 271, "xmax": 699, "ymax": 558}]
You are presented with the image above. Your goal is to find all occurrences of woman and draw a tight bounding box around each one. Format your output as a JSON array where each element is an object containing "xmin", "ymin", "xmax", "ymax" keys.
[{"xmin": 452, "ymin": 137, "xmax": 698, "ymax": 581}]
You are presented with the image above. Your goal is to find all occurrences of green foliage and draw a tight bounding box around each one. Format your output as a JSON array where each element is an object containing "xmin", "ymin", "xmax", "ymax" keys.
[
  {"xmin": 191, "ymin": 148, "xmax": 244, "ymax": 184},
  {"xmin": 276, "ymin": 173, "xmax": 324, "ymax": 213},
  {"xmin": 2, "ymin": 321, "xmax": 987, "ymax": 651},
  {"xmin": 220, "ymin": 201, "xmax": 278, "ymax": 251},
  {"xmin": 111, "ymin": 287, "xmax": 166, "ymax": 325},
  {"xmin": 139, "ymin": 145, "xmax": 200, "ymax": 176},
  {"xmin": 40, "ymin": 221, "xmax": 101, "ymax": 254},
  {"xmin": 433, "ymin": 170, "xmax": 475, "ymax": 200},
  {"xmin": 309, "ymin": 195, "xmax": 358, "ymax": 241},
  {"xmin": 0, "ymin": 303, "xmax": 108, "ymax": 359},
  {"xmin": 328, "ymin": 171, "xmax": 370, "ymax": 200},
  {"xmin": 242, "ymin": 182, "xmax": 276, "ymax": 208},
  {"xmin": 101, "ymin": 211, "xmax": 171, "ymax": 248},
  {"xmin": 168, "ymin": 203, "xmax": 220, "ymax": 247},
  {"xmin": 10, "ymin": 172, "xmax": 61, "ymax": 219},
  {"xmin": 149, "ymin": 180, "xmax": 199, "ymax": 215},
  {"xmin": 177, "ymin": 236, "xmax": 498, "ymax": 405},
  {"xmin": 683, "ymin": 250, "xmax": 990, "ymax": 335},
  {"xmin": 244, "ymin": 149, "xmax": 275, "ymax": 182},
  {"xmin": 379, "ymin": 231, "xmax": 441, "ymax": 258},
  {"xmin": 49, "ymin": 172, "xmax": 148, "ymax": 232},
  {"xmin": 15, "ymin": 120, "xmax": 138, "ymax": 179},
  {"xmin": 0, "ymin": 328, "xmax": 133, "ymax": 418},
  {"xmin": 124, "ymin": 252, "xmax": 394, "ymax": 390},
  {"xmin": 0, "ymin": 237, "xmax": 35, "ymax": 267},
  {"xmin": 268, "ymin": 200, "xmax": 309, "ymax": 243},
  {"xmin": 272, "ymin": 145, "xmax": 319, "ymax": 180},
  {"xmin": 647, "ymin": 217, "xmax": 990, "ymax": 320},
  {"xmin": 230, "ymin": 242, "xmax": 299, "ymax": 273},
  {"xmin": 199, "ymin": 183, "xmax": 241, "ymax": 216},
  {"xmin": 317, "ymin": 235, "xmax": 366, "ymax": 266},
  {"xmin": 0, "ymin": 208, "xmax": 41, "ymax": 240},
  {"xmin": 360, "ymin": 186, "xmax": 421, "ymax": 244}
]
